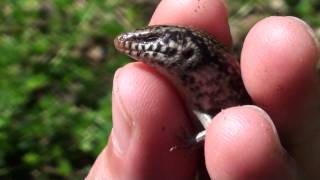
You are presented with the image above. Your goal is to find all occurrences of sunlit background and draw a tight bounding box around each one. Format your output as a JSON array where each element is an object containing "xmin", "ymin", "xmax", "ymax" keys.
[{"xmin": 0, "ymin": 0, "xmax": 319, "ymax": 179}]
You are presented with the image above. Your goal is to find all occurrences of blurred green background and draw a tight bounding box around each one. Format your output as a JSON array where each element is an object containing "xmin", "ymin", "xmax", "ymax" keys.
[{"xmin": 0, "ymin": 0, "xmax": 319, "ymax": 179}]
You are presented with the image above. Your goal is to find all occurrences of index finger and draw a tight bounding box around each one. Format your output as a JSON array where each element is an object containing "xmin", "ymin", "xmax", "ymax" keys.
[{"xmin": 150, "ymin": 0, "xmax": 232, "ymax": 47}]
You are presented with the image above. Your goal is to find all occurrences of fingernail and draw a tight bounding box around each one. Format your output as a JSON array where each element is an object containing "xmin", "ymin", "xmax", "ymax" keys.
[
  {"xmin": 287, "ymin": 16, "xmax": 320, "ymax": 50},
  {"xmin": 111, "ymin": 68, "xmax": 133, "ymax": 156}
]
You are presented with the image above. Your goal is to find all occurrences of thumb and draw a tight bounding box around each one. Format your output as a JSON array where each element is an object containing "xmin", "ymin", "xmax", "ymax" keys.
[{"xmin": 205, "ymin": 106, "xmax": 298, "ymax": 180}]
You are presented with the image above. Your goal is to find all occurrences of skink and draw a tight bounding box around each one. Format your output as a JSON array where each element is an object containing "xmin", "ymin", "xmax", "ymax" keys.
[{"xmin": 114, "ymin": 25, "xmax": 252, "ymax": 148}]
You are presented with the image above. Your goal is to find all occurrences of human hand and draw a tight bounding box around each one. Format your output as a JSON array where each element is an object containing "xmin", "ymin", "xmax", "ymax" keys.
[{"xmin": 87, "ymin": 0, "xmax": 320, "ymax": 179}]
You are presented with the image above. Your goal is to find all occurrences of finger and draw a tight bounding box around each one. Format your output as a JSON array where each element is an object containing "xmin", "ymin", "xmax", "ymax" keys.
[
  {"xmin": 241, "ymin": 16, "xmax": 320, "ymax": 144},
  {"xmin": 86, "ymin": 63, "xmax": 198, "ymax": 180},
  {"xmin": 205, "ymin": 106, "xmax": 298, "ymax": 180},
  {"xmin": 150, "ymin": 0, "xmax": 232, "ymax": 46},
  {"xmin": 88, "ymin": 1, "xmax": 234, "ymax": 179}
]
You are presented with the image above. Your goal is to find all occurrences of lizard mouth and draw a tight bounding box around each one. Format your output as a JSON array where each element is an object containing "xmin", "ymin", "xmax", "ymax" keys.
[
  {"xmin": 114, "ymin": 37, "xmax": 144, "ymax": 59},
  {"xmin": 114, "ymin": 31, "xmax": 178, "ymax": 61},
  {"xmin": 114, "ymin": 30, "xmax": 163, "ymax": 51},
  {"xmin": 114, "ymin": 34, "xmax": 143, "ymax": 52},
  {"xmin": 114, "ymin": 34, "xmax": 165, "ymax": 60}
]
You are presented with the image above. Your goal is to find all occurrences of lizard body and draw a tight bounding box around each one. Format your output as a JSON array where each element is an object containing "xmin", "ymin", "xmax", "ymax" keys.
[{"xmin": 114, "ymin": 25, "xmax": 251, "ymax": 145}]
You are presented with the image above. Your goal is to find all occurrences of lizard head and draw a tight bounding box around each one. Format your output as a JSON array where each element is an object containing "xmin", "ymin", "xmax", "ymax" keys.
[{"xmin": 114, "ymin": 25, "xmax": 210, "ymax": 72}]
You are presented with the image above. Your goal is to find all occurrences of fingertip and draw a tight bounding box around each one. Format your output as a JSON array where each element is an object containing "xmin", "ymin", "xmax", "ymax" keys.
[
  {"xmin": 287, "ymin": 16, "xmax": 320, "ymax": 50},
  {"xmin": 242, "ymin": 16, "xmax": 319, "ymax": 86},
  {"xmin": 241, "ymin": 16, "xmax": 319, "ymax": 137},
  {"xmin": 150, "ymin": 0, "xmax": 232, "ymax": 46},
  {"xmin": 205, "ymin": 106, "xmax": 297, "ymax": 179}
]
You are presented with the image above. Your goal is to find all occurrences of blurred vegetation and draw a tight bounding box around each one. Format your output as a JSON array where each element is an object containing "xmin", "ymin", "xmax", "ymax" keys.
[
  {"xmin": 0, "ymin": 0, "xmax": 156, "ymax": 179},
  {"xmin": 0, "ymin": 0, "xmax": 318, "ymax": 179},
  {"xmin": 227, "ymin": 0, "xmax": 320, "ymax": 55}
]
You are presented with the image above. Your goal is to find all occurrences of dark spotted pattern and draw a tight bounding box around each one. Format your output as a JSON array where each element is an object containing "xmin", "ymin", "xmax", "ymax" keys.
[{"xmin": 114, "ymin": 25, "xmax": 252, "ymax": 116}]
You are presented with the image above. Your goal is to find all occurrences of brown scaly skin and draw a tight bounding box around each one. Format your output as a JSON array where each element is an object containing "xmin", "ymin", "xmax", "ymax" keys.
[{"xmin": 114, "ymin": 25, "xmax": 252, "ymax": 144}]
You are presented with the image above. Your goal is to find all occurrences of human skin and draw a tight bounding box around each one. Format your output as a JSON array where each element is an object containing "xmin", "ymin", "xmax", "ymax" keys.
[{"xmin": 87, "ymin": 0, "xmax": 320, "ymax": 179}]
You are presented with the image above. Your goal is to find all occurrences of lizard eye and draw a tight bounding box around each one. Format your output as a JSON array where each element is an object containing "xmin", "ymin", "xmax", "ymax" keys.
[{"xmin": 182, "ymin": 49, "xmax": 194, "ymax": 59}]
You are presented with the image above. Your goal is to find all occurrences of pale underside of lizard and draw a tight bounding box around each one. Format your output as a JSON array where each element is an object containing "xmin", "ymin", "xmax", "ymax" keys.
[{"xmin": 114, "ymin": 25, "xmax": 252, "ymax": 148}]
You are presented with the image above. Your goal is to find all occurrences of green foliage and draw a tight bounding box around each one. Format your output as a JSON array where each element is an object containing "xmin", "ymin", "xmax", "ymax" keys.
[
  {"xmin": 0, "ymin": 0, "xmax": 150, "ymax": 178},
  {"xmin": 285, "ymin": 0, "xmax": 320, "ymax": 26},
  {"xmin": 0, "ymin": 0, "xmax": 318, "ymax": 179}
]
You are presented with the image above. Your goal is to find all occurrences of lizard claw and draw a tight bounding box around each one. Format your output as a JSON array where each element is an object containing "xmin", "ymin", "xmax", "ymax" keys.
[{"xmin": 169, "ymin": 130, "xmax": 206, "ymax": 152}]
